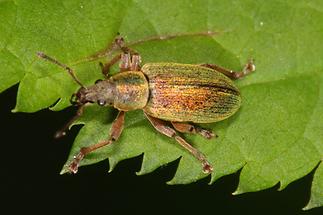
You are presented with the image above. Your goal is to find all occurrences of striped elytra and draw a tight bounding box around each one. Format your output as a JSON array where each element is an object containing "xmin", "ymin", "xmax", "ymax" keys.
[{"xmin": 142, "ymin": 63, "xmax": 241, "ymax": 123}]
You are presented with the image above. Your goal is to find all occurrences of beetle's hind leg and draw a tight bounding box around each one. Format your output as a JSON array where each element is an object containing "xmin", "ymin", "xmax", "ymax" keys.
[
  {"xmin": 144, "ymin": 113, "xmax": 213, "ymax": 174},
  {"xmin": 171, "ymin": 122, "xmax": 217, "ymax": 139},
  {"xmin": 200, "ymin": 59, "xmax": 255, "ymax": 80}
]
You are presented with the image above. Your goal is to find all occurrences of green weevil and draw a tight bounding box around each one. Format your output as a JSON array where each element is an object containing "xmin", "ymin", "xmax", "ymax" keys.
[{"xmin": 37, "ymin": 35, "xmax": 255, "ymax": 174}]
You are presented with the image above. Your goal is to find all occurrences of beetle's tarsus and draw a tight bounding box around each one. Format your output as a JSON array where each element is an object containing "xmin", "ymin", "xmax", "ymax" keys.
[
  {"xmin": 54, "ymin": 130, "xmax": 66, "ymax": 139},
  {"xmin": 196, "ymin": 127, "xmax": 215, "ymax": 139},
  {"xmin": 203, "ymin": 162, "xmax": 213, "ymax": 174},
  {"xmin": 53, "ymin": 105, "xmax": 85, "ymax": 139},
  {"xmin": 37, "ymin": 51, "xmax": 45, "ymax": 58},
  {"xmin": 200, "ymin": 58, "xmax": 256, "ymax": 80},
  {"xmin": 242, "ymin": 59, "xmax": 256, "ymax": 76},
  {"xmin": 67, "ymin": 152, "xmax": 85, "ymax": 174},
  {"xmin": 171, "ymin": 122, "xmax": 215, "ymax": 140}
]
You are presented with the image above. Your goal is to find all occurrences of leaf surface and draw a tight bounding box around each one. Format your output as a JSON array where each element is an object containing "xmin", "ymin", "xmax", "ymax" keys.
[{"xmin": 0, "ymin": 0, "xmax": 322, "ymax": 209}]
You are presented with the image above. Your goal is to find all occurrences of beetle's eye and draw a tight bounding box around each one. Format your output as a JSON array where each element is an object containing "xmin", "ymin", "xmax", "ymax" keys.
[{"xmin": 97, "ymin": 100, "xmax": 106, "ymax": 106}]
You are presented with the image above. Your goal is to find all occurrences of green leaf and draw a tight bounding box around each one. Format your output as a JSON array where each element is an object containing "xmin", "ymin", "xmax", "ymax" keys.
[{"xmin": 1, "ymin": 0, "xmax": 322, "ymax": 209}]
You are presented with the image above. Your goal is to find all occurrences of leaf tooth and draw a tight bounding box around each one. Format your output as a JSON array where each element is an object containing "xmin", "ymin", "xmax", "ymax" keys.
[
  {"xmin": 108, "ymin": 158, "xmax": 118, "ymax": 173},
  {"xmin": 167, "ymin": 156, "xmax": 210, "ymax": 185},
  {"xmin": 60, "ymin": 166, "xmax": 70, "ymax": 175}
]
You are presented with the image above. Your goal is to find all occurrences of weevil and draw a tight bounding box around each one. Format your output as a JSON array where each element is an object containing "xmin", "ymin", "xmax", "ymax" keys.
[{"xmin": 37, "ymin": 35, "xmax": 255, "ymax": 174}]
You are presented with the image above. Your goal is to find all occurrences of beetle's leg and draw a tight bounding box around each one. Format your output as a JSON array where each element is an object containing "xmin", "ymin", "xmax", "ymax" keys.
[
  {"xmin": 101, "ymin": 35, "xmax": 140, "ymax": 75},
  {"xmin": 54, "ymin": 105, "xmax": 85, "ymax": 139},
  {"xmin": 144, "ymin": 113, "xmax": 213, "ymax": 173},
  {"xmin": 130, "ymin": 54, "xmax": 142, "ymax": 71},
  {"xmin": 111, "ymin": 34, "xmax": 137, "ymax": 55},
  {"xmin": 119, "ymin": 53, "xmax": 132, "ymax": 72},
  {"xmin": 200, "ymin": 59, "xmax": 255, "ymax": 80},
  {"xmin": 171, "ymin": 122, "xmax": 217, "ymax": 139},
  {"xmin": 101, "ymin": 52, "xmax": 141, "ymax": 74},
  {"xmin": 101, "ymin": 51, "xmax": 136, "ymax": 75},
  {"xmin": 100, "ymin": 53, "xmax": 122, "ymax": 77},
  {"xmin": 66, "ymin": 111, "xmax": 125, "ymax": 174}
]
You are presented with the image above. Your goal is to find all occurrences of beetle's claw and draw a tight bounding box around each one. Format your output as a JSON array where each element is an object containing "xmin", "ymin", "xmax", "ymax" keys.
[
  {"xmin": 68, "ymin": 161, "xmax": 79, "ymax": 174},
  {"xmin": 54, "ymin": 130, "xmax": 66, "ymax": 139},
  {"xmin": 243, "ymin": 59, "xmax": 256, "ymax": 75},
  {"xmin": 196, "ymin": 128, "xmax": 216, "ymax": 139},
  {"xmin": 66, "ymin": 152, "xmax": 85, "ymax": 174},
  {"xmin": 202, "ymin": 130, "xmax": 215, "ymax": 139},
  {"xmin": 202, "ymin": 162, "xmax": 213, "ymax": 174}
]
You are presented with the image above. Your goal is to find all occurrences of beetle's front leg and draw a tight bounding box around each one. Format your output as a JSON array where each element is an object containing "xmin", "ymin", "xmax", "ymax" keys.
[
  {"xmin": 200, "ymin": 59, "xmax": 255, "ymax": 80},
  {"xmin": 66, "ymin": 111, "xmax": 125, "ymax": 174},
  {"xmin": 100, "ymin": 53, "xmax": 122, "ymax": 77},
  {"xmin": 171, "ymin": 122, "xmax": 217, "ymax": 139},
  {"xmin": 100, "ymin": 35, "xmax": 141, "ymax": 76},
  {"xmin": 144, "ymin": 113, "xmax": 213, "ymax": 174},
  {"xmin": 119, "ymin": 52, "xmax": 142, "ymax": 71},
  {"xmin": 55, "ymin": 105, "xmax": 85, "ymax": 138},
  {"xmin": 100, "ymin": 35, "xmax": 126, "ymax": 76}
]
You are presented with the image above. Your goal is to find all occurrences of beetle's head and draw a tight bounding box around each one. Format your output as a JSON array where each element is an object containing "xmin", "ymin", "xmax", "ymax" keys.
[
  {"xmin": 36, "ymin": 52, "xmax": 116, "ymax": 107},
  {"xmin": 70, "ymin": 87, "xmax": 89, "ymax": 106},
  {"xmin": 70, "ymin": 80, "xmax": 116, "ymax": 107}
]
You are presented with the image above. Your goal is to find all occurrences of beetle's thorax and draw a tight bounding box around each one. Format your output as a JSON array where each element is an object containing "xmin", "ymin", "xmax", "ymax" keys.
[
  {"xmin": 111, "ymin": 71, "xmax": 149, "ymax": 111},
  {"xmin": 75, "ymin": 71, "xmax": 149, "ymax": 110}
]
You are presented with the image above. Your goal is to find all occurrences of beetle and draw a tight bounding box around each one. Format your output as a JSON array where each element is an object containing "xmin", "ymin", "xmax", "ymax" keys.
[{"xmin": 37, "ymin": 35, "xmax": 255, "ymax": 174}]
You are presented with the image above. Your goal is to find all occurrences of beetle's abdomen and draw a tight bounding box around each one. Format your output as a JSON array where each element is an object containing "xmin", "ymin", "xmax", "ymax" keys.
[{"xmin": 142, "ymin": 63, "xmax": 241, "ymax": 123}]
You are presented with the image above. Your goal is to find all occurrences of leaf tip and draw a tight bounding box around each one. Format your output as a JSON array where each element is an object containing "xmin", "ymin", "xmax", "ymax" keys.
[
  {"xmin": 60, "ymin": 166, "xmax": 70, "ymax": 175},
  {"xmin": 11, "ymin": 108, "xmax": 18, "ymax": 113},
  {"xmin": 108, "ymin": 159, "xmax": 117, "ymax": 173},
  {"xmin": 302, "ymin": 205, "xmax": 311, "ymax": 211},
  {"xmin": 135, "ymin": 163, "xmax": 154, "ymax": 176},
  {"xmin": 303, "ymin": 199, "xmax": 322, "ymax": 211},
  {"xmin": 302, "ymin": 203, "xmax": 316, "ymax": 211},
  {"xmin": 135, "ymin": 170, "xmax": 145, "ymax": 176},
  {"xmin": 232, "ymin": 188, "xmax": 244, "ymax": 195},
  {"xmin": 166, "ymin": 180, "xmax": 176, "ymax": 185}
]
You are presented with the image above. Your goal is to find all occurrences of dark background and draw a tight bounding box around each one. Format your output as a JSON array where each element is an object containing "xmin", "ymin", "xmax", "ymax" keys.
[{"xmin": 1, "ymin": 85, "xmax": 322, "ymax": 215}]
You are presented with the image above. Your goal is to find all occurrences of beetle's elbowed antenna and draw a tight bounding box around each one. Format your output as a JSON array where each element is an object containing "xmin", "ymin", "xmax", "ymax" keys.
[
  {"xmin": 73, "ymin": 31, "xmax": 220, "ymax": 64},
  {"xmin": 37, "ymin": 52, "xmax": 88, "ymax": 139},
  {"xmin": 37, "ymin": 52, "xmax": 86, "ymax": 89}
]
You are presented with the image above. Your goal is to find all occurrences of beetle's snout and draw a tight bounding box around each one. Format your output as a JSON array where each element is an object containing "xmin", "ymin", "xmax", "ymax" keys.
[{"xmin": 70, "ymin": 87, "xmax": 90, "ymax": 106}]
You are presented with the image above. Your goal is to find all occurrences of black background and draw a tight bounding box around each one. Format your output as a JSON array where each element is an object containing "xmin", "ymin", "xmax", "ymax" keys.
[{"xmin": 1, "ymin": 85, "xmax": 322, "ymax": 215}]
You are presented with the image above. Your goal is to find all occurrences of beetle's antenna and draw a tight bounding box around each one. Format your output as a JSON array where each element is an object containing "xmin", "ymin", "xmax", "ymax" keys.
[
  {"xmin": 37, "ymin": 52, "xmax": 86, "ymax": 89},
  {"xmin": 73, "ymin": 31, "xmax": 222, "ymax": 64}
]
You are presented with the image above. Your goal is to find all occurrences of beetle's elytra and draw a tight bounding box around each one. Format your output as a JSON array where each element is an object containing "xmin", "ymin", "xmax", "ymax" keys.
[
  {"xmin": 143, "ymin": 63, "xmax": 241, "ymax": 123},
  {"xmin": 37, "ymin": 35, "xmax": 255, "ymax": 174}
]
